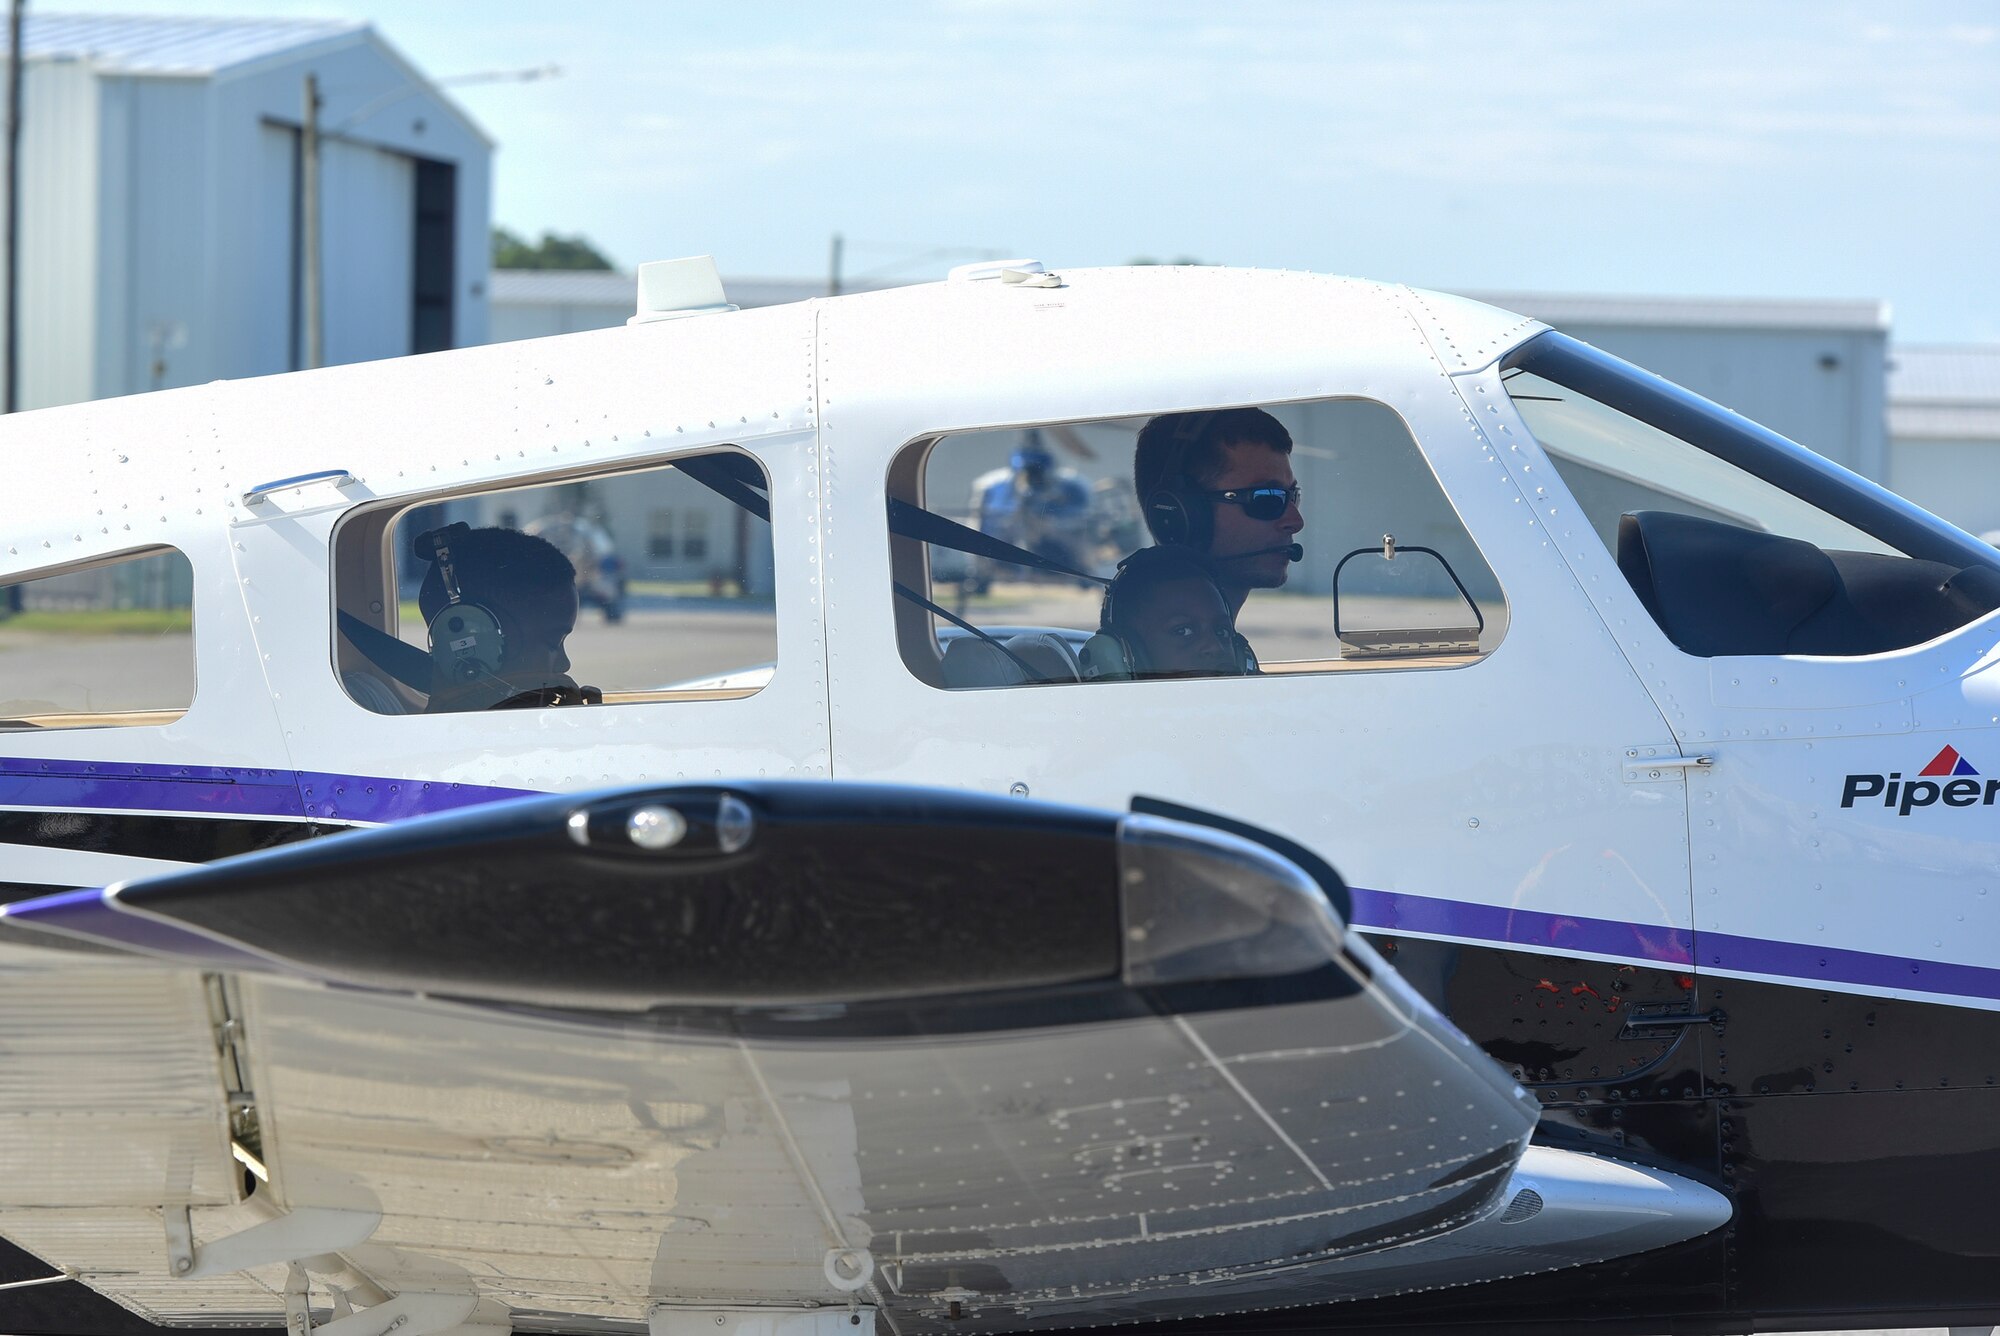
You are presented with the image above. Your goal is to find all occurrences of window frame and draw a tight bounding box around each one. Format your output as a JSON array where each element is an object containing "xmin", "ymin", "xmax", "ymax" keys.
[
  {"xmin": 886, "ymin": 393, "xmax": 1511, "ymax": 691},
  {"xmin": 328, "ymin": 446, "xmax": 779, "ymax": 714},
  {"xmin": 0, "ymin": 544, "xmax": 198, "ymax": 732}
]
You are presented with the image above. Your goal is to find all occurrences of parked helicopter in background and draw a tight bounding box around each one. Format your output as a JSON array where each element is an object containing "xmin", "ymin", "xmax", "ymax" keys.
[{"xmin": 4, "ymin": 258, "xmax": 2000, "ymax": 1336}]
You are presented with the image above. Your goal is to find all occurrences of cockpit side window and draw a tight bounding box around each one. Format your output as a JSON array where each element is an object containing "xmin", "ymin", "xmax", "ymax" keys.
[
  {"xmin": 332, "ymin": 450, "xmax": 776, "ymax": 715},
  {"xmin": 888, "ymin": 399, "xmax": 1507, "ymax": 690},
  {"xmin": 1509, "ymin": 332, "xmax": 2000, "ymax": 657},
  {"xmin": 0, "ymin": 547, "xmax": 195, "ymax": 731}
]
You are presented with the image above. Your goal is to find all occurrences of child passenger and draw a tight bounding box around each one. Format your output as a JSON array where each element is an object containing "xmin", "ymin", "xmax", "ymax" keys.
[{"xmin": 1080, "ymin": 546, "xmax": 1253, "ymax": 681}]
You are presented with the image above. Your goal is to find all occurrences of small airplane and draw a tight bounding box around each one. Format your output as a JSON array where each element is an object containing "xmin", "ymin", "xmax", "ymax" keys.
[{"xmin": 1, "ymin": 256, "xmax": 1997, "ymax": 1336}]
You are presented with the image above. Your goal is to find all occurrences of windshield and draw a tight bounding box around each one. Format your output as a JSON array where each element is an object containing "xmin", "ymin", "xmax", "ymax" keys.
[
  {"xmin": 1506, "ymin": 332, "xmax": 2000, "ymax": 573},
  {"xmin": 1506, "ymin": 332, "xmax": 2000, "ymax": 657}
]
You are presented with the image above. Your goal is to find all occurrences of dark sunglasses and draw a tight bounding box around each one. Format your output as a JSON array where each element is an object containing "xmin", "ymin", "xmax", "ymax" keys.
[{"xmin": 1204, "ymin": 484, "xmax": 1301, "ymax": 521}]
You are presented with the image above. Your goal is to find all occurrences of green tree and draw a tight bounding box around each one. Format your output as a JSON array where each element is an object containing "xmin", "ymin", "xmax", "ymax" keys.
[{"xmin": 492, "ymin": 226, "xmax": 616, "ymax": 271}]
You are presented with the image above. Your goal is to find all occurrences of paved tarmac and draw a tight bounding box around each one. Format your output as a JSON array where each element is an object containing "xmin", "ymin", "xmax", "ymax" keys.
[
  {"xmin": 0, "ymin": 602, "xmax": 779, "ymax": 720},
  {"xmin": 0, "ymin": 626, "xmax": 195, "ymax": 717}
]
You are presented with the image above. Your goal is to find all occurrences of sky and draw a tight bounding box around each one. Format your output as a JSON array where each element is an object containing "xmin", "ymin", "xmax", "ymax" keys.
[{"xmin": 38, "ymin": 0, "xmax": 2000, "ymax": 343}]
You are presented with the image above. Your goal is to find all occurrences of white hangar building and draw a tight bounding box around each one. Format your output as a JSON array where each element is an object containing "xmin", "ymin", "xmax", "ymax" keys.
[
  {"xmin": 1884, "ymin": 347, "xmax": 2000, "ymax": 541},
  {"xmin": 1, "ymin": 14, "xmax": 491, "ymax": 411},
  {"xmin": 1467, "ymin": 291, "xmax": 1890, "ymax": 482}
]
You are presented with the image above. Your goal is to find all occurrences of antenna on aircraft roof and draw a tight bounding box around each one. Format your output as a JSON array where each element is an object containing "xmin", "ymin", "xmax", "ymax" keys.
[{"xmin": 629, "ymin": 256, "xmax": 738, "ymax": 325}]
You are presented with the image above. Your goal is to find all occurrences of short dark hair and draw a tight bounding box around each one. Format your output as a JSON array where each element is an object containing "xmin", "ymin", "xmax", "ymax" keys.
[
  {"xmin": 416, "ymin": 526, "xmax": 575, "ymax": 623},
  {"xmin": 1100, "ymin": 544, "xmax": 1226, "ymax": 634},
  {"xmin": 1133, "ymin": 407, "xmax": 1293, "ymax": 503}
]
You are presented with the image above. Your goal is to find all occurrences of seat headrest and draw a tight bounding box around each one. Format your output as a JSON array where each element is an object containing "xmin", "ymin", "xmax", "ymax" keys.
[
  {"xmin": 1004, "ymin": 632, "xmax": 1081, "ymax": 683},
  {"xmin": 940, "ymin": 636, "xmax": 1028, "ymax": 689},
  {"xmin": 1618, "ymin": 510, "xmax": 1838, "ymax": 656}
]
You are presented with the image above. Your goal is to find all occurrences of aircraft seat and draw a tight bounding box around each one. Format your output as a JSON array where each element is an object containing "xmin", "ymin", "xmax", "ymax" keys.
[
  {"xmin": 939, "ymin": 636, "xmax": 1028, "ymax": 688},
  {"xmin": 1616, "ymin": 509, "xmax": 2000, "ymax": 657},
  {"xmin": 342, "ymin": 669, "xmax": 413, "ymax": 715},
  {"xmin": 1004, "ymin": 632, "xmax": 1081, "ymax": 682}
]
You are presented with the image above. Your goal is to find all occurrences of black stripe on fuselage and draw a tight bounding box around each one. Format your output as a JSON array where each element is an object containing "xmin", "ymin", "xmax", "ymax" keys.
[
  {"xmin": 0, "ymin": 810, "xmax": 334, "ymax": 863},
  {"xmin": 0, "ymin": 880, "xmax": 70, "ymax": 904}
]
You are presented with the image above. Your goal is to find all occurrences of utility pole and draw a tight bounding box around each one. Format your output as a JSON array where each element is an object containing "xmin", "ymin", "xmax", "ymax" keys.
[
  {"xmin": 5, "ymin": 0, "xmax": 24, "ymax": 412},
  {"xmin": 301, "ymin": 72, "xmax": 322, "ymax": 369},
  {"xmin": 827, "ymin": 232, "xmax": 842, "ymax": 297}
]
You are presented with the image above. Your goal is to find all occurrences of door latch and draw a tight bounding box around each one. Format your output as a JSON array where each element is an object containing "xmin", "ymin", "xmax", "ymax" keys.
[
  {"xmin": 1622, "ymin": 744, "xmax": 1714, "ymax": 783},
  {"xmin": 1619, "ymin": 1003, "xmax": 1726, "ymax": 1041}
]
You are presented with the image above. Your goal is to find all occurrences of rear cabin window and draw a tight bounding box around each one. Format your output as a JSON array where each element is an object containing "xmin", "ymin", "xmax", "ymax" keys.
[
  {"xmin": 889, "ymin": 400, "xmax": 1505, "ymax": 689},
  {"xmin": 333, "ymin": 451, "xmax": 776, "ymax": 715},
  {"xmin": 0, "ymin": 548, "xmax": 195, "ymax": 730}
]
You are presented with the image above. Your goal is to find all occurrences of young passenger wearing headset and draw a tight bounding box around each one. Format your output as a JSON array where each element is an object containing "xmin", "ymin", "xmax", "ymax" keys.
[
  {"xmin": 415, "ymin": 524, "xmax": 600, "ymax": 712},
  {"xmin": 1079, "ymin": 545, "xmax": 1253, "ymax": 681}
]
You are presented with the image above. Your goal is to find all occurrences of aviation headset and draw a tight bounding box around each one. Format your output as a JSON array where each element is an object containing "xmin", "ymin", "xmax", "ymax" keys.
[
  {"xmin": 1142, "ymin": 409, "xmax": 1306, "ymax": 579},
  {"xmin": 1141, "ymin": 412, "xmax": 1223, "ymax": 551},
  {"xmin": 414, "ymin": 523, "xmax": 507, "ymax": 684},
  {"xmin": 1078, "ymin": 547, "xmax": 1257, "ymax": 681}
]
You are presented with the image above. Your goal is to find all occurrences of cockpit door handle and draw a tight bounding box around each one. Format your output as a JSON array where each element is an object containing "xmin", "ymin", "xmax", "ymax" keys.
[
  {"xmin": 1622, "ymin": 749, "xmax": 1714, "ymax": 782},
  {"xmin": 1620, "ymin": 1006, "xmax": 1726, "ymax": 1040}
]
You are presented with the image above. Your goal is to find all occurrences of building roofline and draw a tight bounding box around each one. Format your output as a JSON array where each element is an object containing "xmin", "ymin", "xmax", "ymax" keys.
[
  {"xmin": 1460, "ymin": 289, "xmax": 1890, "ymax": 334},
  {"xmin": 345, "ymin": 25, "xmax": 496, "ymax": 150},
  {"xmin": 203, "ymin": 27, "xmax": 370, "ymax": 83},
  {"xmin": 15, "ymin": 13, "xmax": 366, "ymax": 77},
  {"xmin": 12, "ymin": 17, "xmax": 493, "ymax": 147}
]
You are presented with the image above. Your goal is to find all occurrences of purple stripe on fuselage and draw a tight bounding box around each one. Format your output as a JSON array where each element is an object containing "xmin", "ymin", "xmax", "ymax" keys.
[
  {"xmin": 1348, "ymin": 889, "xmax": 2000, "ymax": 1003},
  {"xmin": 1347, "ymin": 887, "xmax": 1696, "ymax": 966},
  {"xmin": 294, "ymin": 771, "xmax": 535, "ymax": 823},
  {"xmin": 0, "ymin": 757, "xmax": 533, "ymax": 824},
  {"xmin": 7, "ymin": 761, "xmax": 1999, "ymax": 1004},
  {"xmin": 0, "ymin": 757, "xmax": 304, "ymax": 818},
  {"xmin": 1698, "ymin": 931, "xmax": 2000, "ymax": 1004}
]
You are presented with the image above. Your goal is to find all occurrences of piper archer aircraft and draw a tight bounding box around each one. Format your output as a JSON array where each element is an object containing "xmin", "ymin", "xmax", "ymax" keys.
[{"xmin": 1, "ymin": 257, "xmax": 1999, "ymax": 1336}]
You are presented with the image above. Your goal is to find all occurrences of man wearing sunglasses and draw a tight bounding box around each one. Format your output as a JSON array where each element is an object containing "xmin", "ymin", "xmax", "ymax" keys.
[{"xmin": 1134, "ymin": 407, "xmax": 1305, "ymax": 616}]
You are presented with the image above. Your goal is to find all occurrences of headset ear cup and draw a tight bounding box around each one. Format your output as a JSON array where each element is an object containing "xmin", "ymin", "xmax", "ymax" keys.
[
  {"xmin": 1121, "ymin": 631, "xmax": 1147, "ymax": 677},
  {"xmin": 1080, "ymin": 631, "xmax": 1140, "ymax": 681},
  {"xmin": 1144, "ymin": 488, "xmax": 1188, "ymax": 547},
  {"xmin": 428, "ymin": 601, "xmax": 507, "ymax": 683},
  {"xmin": 1145, "ymin": 487, "xmax": 1212, "ymax": 550},
  {"xmin": 1232, "ymin": 632, "xmax": 1257, "ymax": 675}
]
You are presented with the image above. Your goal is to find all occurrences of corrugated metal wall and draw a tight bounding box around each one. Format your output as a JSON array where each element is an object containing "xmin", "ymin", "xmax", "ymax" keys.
[
  {"xmin": 1551, "ymin": 323, "xmax": 1889, "ymax": 481},
  {"xmin": 0, "ymin": 59, "xmax": 101, "ymax": 410},
  {"xmin": 105, "ymin": 75, "xmax": 211, "ymax": 396},
  {"xmin": 1890, "ymin": 440, "xmax": 2000, "ymax": 539},
  {"xmin": 0, "ymin": 27, "xmax": 491, "ymax": 412},
  {"xmin": 14, "ymin": 549, "xmax": 194, "ymax": 610},
  {"xmin": 319, "ymin": 136, "xmax": 413, "ymax": 364}
]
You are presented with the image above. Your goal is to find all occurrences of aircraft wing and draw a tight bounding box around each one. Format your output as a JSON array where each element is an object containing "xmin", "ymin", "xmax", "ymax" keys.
[{"xmin": 0, "ymin": 783, "xmax": 1725, "ymax": 1334}]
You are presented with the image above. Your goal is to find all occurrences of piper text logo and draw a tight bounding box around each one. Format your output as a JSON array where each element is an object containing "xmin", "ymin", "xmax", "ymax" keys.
[{"xmin": 1841, "ymin": 746, "xmax": 2000, "ymax": 814}]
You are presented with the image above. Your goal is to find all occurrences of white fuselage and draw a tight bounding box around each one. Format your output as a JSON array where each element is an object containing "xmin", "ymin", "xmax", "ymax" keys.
[{"xmin": 2, "ymin": 265, "xmax": 1995, "ymax": 1333}]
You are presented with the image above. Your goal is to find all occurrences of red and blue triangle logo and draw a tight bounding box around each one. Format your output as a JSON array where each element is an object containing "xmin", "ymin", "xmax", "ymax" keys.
[{"xmin": 1920, "ymin": 745, "xmax": 1979, "ymax": 777}]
